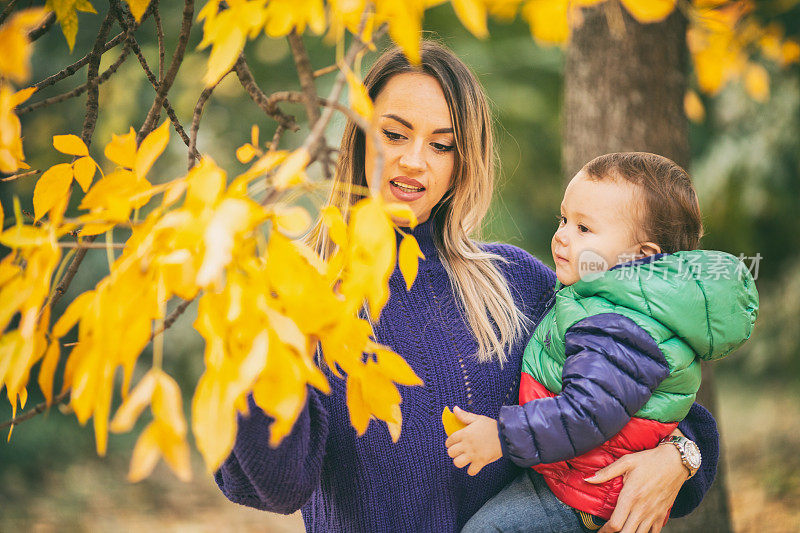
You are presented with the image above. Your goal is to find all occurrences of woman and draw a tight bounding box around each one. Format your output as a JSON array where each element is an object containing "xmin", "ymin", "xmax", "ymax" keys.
[{"xmin": 215, "ymin": 41, "xmax": 719, "ymax": 532}]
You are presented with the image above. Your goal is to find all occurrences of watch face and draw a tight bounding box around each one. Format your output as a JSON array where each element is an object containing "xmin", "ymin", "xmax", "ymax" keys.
[{"xmin": 684, "ymin": 441, "xmax": 702, "ymax": 469}]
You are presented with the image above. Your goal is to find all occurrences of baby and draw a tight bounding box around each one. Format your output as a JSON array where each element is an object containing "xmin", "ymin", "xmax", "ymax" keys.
[{"xmin": 448, "ymin": 152, "xmax": 759, "ymax": 532}]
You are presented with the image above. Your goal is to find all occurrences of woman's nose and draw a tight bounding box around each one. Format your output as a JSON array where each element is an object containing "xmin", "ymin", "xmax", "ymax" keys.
[{"xmin": 399, "ymin": 141, "xmax": 425, "ymax": 172}]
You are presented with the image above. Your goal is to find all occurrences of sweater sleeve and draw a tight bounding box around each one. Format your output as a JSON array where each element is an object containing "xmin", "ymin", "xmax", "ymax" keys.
[
  {"xmin": 214, "ymin": 387, "xmax": 329, "ymax": 514},
  {"xmin": 497, "ymin": 313, "xmax": 670, "ymax": 466},
  {"xmin": 670, "ymin": 402, "xmax": 720, "ymax": 518}
]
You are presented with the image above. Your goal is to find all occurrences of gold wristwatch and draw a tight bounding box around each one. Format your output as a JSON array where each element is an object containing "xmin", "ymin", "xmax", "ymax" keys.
[{"xmin": 659, "ymin": 435, "xmax": 701, "ymax": 479}]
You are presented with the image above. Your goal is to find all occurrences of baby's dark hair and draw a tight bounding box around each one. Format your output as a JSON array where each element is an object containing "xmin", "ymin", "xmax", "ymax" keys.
[{"xmin": 582, "ymin": 152, "xmax": 703, "ymax": 253}]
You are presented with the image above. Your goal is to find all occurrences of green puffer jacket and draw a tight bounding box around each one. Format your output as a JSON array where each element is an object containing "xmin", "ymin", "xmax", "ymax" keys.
[{"xmin": 522, "ymin": 250, "xmax": 760, "ymax": 422}]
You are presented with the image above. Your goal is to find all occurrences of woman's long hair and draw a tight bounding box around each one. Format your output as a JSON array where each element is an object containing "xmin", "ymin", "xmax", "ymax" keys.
[{"xmin": 312, "ymin": 41, "xmax": 529, "ymax": 364}]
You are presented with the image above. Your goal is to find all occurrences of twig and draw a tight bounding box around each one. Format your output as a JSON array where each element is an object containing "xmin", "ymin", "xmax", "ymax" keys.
[
  {"xmin": 18, "ymin": 45, "xmax": 131, "ymax": 115},
  {"xmin": 234, "ymin": 55, "xmax": 299, "ymax": 132},
  {"xmin": 81, "ymin": 10, "xmax": 115, "ymax": 147},
  {"xmin": 269, "ymin": 124, "xmax": 286, "ymax": 152},
  {"xmin": 153, "ymin": 4, "xmax": 166, "ymax": 82},
  {"xmin": 0, "ymin": 391, "xmax": 70, "ymax": 431},
  {"xmin": 33, "ymin": 32, "xmax": 128, "ymax": 91},
  {"xmin": 0, "ymin": 0, "xmax": 20, "ymax": 26},
  {"xmin": 27, "ymin": 12, "xmax": 55, "ymax": 42},
  {"xmin": 288, "ymin": 31, "xmax": 321, "ymax": 128},
  {"xmin": 1, "ymin": 169, "xmax": 40, "ymax": 182},
  {"xmin": 313, "ymin": 64, "xmax": 339, "ymax": 78},
  {"xmin": 137, "ymin": 0, "xmax": 195, "ymax": 144},
  {"xmin": 59, "ymin": 242, "xmax": 125, "ymax": 249},
  {"xmin": 188, "ymin": 75, "xmax": 229, "ymax": 170}
]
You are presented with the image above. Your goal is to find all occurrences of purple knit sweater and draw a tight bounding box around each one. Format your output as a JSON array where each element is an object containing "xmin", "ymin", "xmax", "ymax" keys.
[{"xmin": 215, "ymin": 219, "xmax": 719, "ymax": 532}]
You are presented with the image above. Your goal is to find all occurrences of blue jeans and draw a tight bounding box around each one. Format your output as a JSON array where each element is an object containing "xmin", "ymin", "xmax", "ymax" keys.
[{"xmin": 462, "ymin": 470, "xmax": 588, "ymax": 533}]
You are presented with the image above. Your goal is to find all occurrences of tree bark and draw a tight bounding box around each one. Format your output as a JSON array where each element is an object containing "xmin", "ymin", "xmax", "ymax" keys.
[{"xmin": 563, "ymin": 3, "xmax": 732, "ymax": 531}]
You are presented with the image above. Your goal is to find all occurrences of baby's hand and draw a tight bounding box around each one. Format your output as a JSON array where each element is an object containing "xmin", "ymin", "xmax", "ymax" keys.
[{"xmin": 444, "ymin": 406, "xmax": 503, "ymax": 476}]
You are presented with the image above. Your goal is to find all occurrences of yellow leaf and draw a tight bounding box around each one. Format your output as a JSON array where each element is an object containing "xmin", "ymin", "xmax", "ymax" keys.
[
  {"xmin": 781, "ymin": 40, "xmax": 800, "ymax": 66},
  {"xmin": 72, "ymin": 156, "xmax": 97, "ymax": 192},
  {"xmin": 0, "ymin": 8, "xmax": 50, "ymax": 83},
  {"xmin": 52, "ymin": 290, "xmax": 94, "ymax": 337},
  {"xmin": 451, "ymin": 0, "xmax": 488, "ymax": 39},
  {"xmin": 321, "ymin": 206, "xmax": 348, "ymax": 247},
  {"xmin": 53, "ymin": 134, "xmax": 89, "ymax": 157},
  {"xmin": 125, "ymin": 0, "xmax": 151, "ymax": 23},
  {"xmin": 273, "ymin": 205, "xmax": 311, "ymax": 236},
  {"xmin": 203, "ymin": 25, "xmax": 246, "ymax": 87},
  {"xmin": 266, "ymin": 308, "xmax": 307, "ymax": 355},
  {"xmin": 521, "ymin": 0, "xmax": 569, "ymax": 45},
  {"xmin": 135, "ymin": 120, "xmax": 170, "ymax": 180},
  {"xmin": 93, "ymin": 362, "xmax": 114, "ymax": 455},
  {"xmin": 191, "ymin": 373, "xmax": 237, "ymax": 472},
  {"xmin": 110, "ymin": 371, "xmax": 157, "ymax": 433},
  {"xmin": 398, "ymin": 234, "xmax": 424, "ymax": 291},
  {"xmin": 236, "ymin": 143, "xmax": 257, "ymax": 163},
  {"xmin": 619, "ymin": 0, "xmax": 676, "ymax": 23},
  {"xmin": 744, "ymin": 63, "xmax": 769, "ymax": 102},
  {"xmin": 684, "ymin": 90, "xmax": 705, "ymax": 123},
  {"xmin": 250, "ymin": 124, "xmax": 259, "ymax": 147},
  {"xmin": 374, "ymin": 347, "xmax": 423, "ymax": 386},
  {"xmin": 104, "ymin": 127, "xmax": 137, "ymax": 169},
  {"xmin": 128, "ymin": 422, "xmax": 161, "ymax": 482},
  {"xmin": 185, "ymin": 158, "xmax": 226, "ymax": 211},
  {"xmin": 346, "ymin": 374, "xmax": 370, "ymax": 435},
  {"xmin": 45, "ymin": 0, "xmax": 96, "ymax": 52},
  {"xmin": 0, "ymin": 201, "xmax": 3, "ymax": 229},
  {"xmin": 345, "ymin": 68, "xmax": 374, "ymax": 120},
  {"xmin": 273, "ymin": 148, "xmax": 309, "ymax": 190},
  {"xmin": 152, "ymin": 372, "xmax": 187, "ymax": 436},
  {"xmin": 384, "ymin": 203, "xmax": 417, "ymax": 228},
  {"xmin": 155, "ymin": 421, "xmax": 192, "ymax": 481},
  {"xmin": 0, "ymin": 225, "xmax": 48, "ymax": 249},
  {"xmin": 442, "ymin": 406, "xmax": 467, "ymax": 436},
  {"xmin": 33, "ymin": 163, "xmax": 73, "ymax": 221}
]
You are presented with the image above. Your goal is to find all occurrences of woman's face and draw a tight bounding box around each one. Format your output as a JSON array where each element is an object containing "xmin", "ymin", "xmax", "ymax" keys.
[{"xmin": 364, "ymin": 73, "xmax": 456, "ymax": 224}]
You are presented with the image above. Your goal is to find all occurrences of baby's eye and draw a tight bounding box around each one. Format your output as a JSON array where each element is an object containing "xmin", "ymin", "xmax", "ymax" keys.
[
  {"xmin": 382, "ymin": 129, "xmax": 405, "ymax": 141},
  {"xmin": 431, "ymin": 142, "xmax": 454, "ymax": 153},
  {"xmin": 557, "ymin": 215, "xmax": 566, "ymax": 226},
  {"xmin": 578, "ymin": 224, "xmax": 589, "ymax": 233}
]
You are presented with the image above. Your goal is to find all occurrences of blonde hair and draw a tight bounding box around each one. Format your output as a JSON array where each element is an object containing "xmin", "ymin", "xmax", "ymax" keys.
[{"xmin": 312, "ymin": 41, "xmax": 529, "ymax": 364}]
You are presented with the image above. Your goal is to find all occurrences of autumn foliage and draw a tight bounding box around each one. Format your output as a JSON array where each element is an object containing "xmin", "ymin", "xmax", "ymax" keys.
[{"xmin": 0, "ymin": 0, "xmax": 797, "ymax": 483}]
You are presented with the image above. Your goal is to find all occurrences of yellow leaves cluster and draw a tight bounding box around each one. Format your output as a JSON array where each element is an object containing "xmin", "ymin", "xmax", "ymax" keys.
[
  {"xmin": 688, "ymin": 1, "xmax": 799, "ymax": 105},
  {"xmin": 0, "ymin": 86, "xmax": 36, "ymax": 174}
]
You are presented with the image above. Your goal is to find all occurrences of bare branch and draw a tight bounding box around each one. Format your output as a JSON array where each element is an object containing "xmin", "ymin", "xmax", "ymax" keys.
[
  {"xmin": 288, "ymin": 31, "xmax": 321, "ymax": 127},
  {"xmin": 1, "ymin": 169, "xmax": 40, "ymax": 182},
  {"xmin": 18, "ymin": 45, "xmax": 131, "ymax": 115},
  {"xmin": 27, "ymin": 12, "xmax": 56, "ymax": 42},
  {"xmin": 0, "ymin": 391, "xmax": 70, "ymax": 431},
  {"xmin": 189, "ymin": 71, "xmax": 232, "ymax": 170},
  {"xmin": 0, "ymin": 0, "xmax": 20, "ymax": 26},
  {"xmin": 32, "ymin": 24, "xmax": 143, "ymax": 92},
  {"xmin": 59, "ymin": 242, "xmax": 126, "ymax": 249},
  {"xmin": 153, "ymin": 4, "xmax": 166, "ymax": 82},
  {"xmin": 234, "ymin": 55, "xmax": 299, "ymax": 132},
  {"xmin": 137, "ymin": 0, "xmax": 195, "ymax": 144},
  {"xmin": 270, "ymin": 124, "xmax": 286, "ymax": 152},
  {"xmin": 313, "ymin": 64, "xmax": 339, "ymax": 78}
]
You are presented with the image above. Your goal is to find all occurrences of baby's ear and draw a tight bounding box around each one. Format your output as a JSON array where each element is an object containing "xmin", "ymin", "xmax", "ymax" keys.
[{"xmin": 639, "ymin": 241, "xmax": 662, "ymax": 257}]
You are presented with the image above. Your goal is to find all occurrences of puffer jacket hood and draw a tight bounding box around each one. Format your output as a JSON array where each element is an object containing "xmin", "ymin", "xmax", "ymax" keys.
[{"xmin": 567, "ymin": 250, "xmax": 759, "ymax": 361}]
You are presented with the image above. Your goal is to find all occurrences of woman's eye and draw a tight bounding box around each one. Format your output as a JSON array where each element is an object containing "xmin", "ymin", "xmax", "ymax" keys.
[
  {"xmin": 382, "ymin": 129, "xmax": 404, "ymax": 141},
  {"xmin": 431, "ymin": 142, "xmax": 454, "ymax": 153},
  {"xmin": 578, "ymin": 224, "xmax": 589, "ymax": 233}
]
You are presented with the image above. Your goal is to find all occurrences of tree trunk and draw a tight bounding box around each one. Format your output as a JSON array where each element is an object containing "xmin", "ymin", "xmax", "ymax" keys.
[{"xmin": 563, "ymin": 3, "xmax": 732, "ymax": 531}]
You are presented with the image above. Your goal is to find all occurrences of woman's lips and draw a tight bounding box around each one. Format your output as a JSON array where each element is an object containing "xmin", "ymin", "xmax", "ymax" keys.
[{"xmin": 389, "ymin": 177, "xmax": 426, "ymax": 201}]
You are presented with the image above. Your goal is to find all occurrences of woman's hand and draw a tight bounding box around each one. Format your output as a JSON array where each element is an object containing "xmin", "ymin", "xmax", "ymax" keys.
[
  {"xmin": 444, "ymin": 407, "xmax": 502, "ymax": 476},
  {"xmin": 585, "ymin": 435, "xmax": 689, "ymax": 533}
]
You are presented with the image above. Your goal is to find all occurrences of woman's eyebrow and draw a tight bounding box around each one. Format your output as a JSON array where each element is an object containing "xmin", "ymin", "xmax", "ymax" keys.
[{"xmin": 383, "ymin": 114, "xmax": 453, "ymax": 135}]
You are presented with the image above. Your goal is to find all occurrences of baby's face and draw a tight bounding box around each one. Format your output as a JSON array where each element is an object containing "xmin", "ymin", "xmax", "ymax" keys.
[{"xmin": 551, "ymin": 172, "xmax": 644, "ymax": 286}]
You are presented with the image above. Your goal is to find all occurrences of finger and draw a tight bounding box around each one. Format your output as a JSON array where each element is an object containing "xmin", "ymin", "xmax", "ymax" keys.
[
  {"xmin": 586, "ymin": 458, "xmax": 629, "ymax": 484},
  {"xmin": 452, "ymin": 454, "xmax": 470, "ymax": 469},
  {"xmin": 444, "ymin": 432, "xmax": 462, "ymax": 448},
  {"xmin": 598, "ymin": 495, "xmax": 632, "ymax": 533},
  {"xmin": 447, "ymin": 443, "xmax": 465, "ymax": 459},
  {"xmin": 467, "ymin": 462, "xmax": 484, "ymax": 476},
  {"xmin": 453, "ymin": 406, "xmax": 479, "ymax": 424}
]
